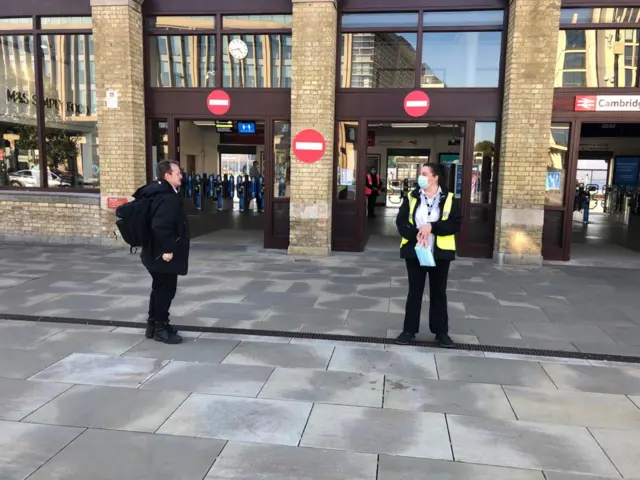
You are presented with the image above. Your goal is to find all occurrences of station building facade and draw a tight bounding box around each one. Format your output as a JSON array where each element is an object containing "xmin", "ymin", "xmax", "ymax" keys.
[{"xmin": 0, "ymin": 0, "xmax": 639, "ymax": 264}]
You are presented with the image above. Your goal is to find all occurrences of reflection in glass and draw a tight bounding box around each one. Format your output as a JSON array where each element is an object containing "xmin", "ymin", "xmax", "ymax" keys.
[
  {"xmin": 146, "ymin": 16, "xmax": 215, "ymax": 31},
  {"xmin": 41, "ymin": 17, "xmax": 93, "ymax": 30},
  {"xmin": 0, "ymin": 35, "xmax": 40, "ymax": 188},
  {"xmin": 341, "ymin": 13, "xmax": 419, "ymax": 29},
  {"xmin": 560, "ymin": 8, "xmax": 640, "ymax": 25},
  {"xmin": 547, "ymin": 123, "xmax": 570, "ymax": 206},
  {"xmin": 336, "ymin": 121, "xmax": 358, "ymax": 199},
  {"xmin": 422, "ymin": 10, "xmax": 504, "ymax": 27},
  {"xmin": 421, "ymin": 32, "xmax": 502, "ymax": 87},
  {"xmin": 273, "ymin": 121, "xmax": 290, "ymax": 198},
  {"xmin": 340, "ymin": 33, "xmax": 417, "ymax": 88},
  {"xmin": 471, "ymin": 122, "xmax": 496, "ymax": 204},
  {"xmin": 223, "ymin": 15, "xmax": 292, "ymax": 30},
  {"xmin": 556, "ymin": 29, "xmax": 639, "ymax": 87},
  {"xmin": 0, "ymin": 18, "xmax": 33, "ymax": 30},
  {"xmin": 222, "ymin": 34, "xmax": 292, "ymax": 88},
  {"xmin": 149, "ymin": 35, "xmax": 216, "ymax": 87},
  {"xmin": 151, "ymin": 120, "xmax": 169, "ymax": 181},
  {"xmin": 41, "ymin": 34, "xmax": 99, "ymax": 188}
]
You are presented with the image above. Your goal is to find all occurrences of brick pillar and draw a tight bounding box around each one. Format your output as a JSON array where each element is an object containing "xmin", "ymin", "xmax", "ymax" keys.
[
  {"xmin": 493, "ymin": 0, "xmax": 561, "ymax": 265},
  {"xmin": 288, "ymin": 0, "xmax": 337, "ymax": 256},
  {"xmin": 91, "ymin": 0, "xmax": 146, "ymax": 235}
]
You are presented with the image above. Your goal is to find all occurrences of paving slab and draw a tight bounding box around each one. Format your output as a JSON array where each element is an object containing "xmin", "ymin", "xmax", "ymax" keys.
[
  {"xmin": 514, "ymin": 322, "xmax": 616, "ymax": 344},
  {"xmin": 141, "ymin": 361, "xmax": 273, "ymax": 397},
  {"xmin": 0, "ymin": 378, "xmax": 71, "ymax": 421},
  {"xmin": 158, "ymin": 393, "xmax": 312, "ymax": 446},
  {"xmin": 436, "ymin": 355, "xmax": 558, "ymax": 389},
  {"xmin": 328, "ymin": 347, "xmax": 438, "ymax": 378},
  {"xmin": 542, "ymin": 363, "xmax": 640, "ymax": 395},
  {"xmin": 384, "ymin": 376, "xmax": 516, "ymax": 419},
  {"xmin": 0, "ymin": 347, "xmax": 69, "ymax": 380},
  {"xmin": 0, "ymin": 324, "xmax": 61, "ymax": 349},
  {"xmin": 222, "ymin": 341, "xmax": 334, "ymax": 369},
  {"xmin": 29, "ymin": 353, "xmax": 169, "ymax": 388},
  {"xmin": 205, "ymin": 442, "xmax": 377, "ymax": 480},
  {"xmin": 448, "ymin": 415, "xmax": 619, "ymax": 476},
  {"xmin": 300, "ymin": 403, "xmax": 451, "ymax": 459},
  {"xmin": 504, "ymin": 386, "xmax": 640, "ymax": 429},
  {"xmin": 0, "ymin": 420, "xmax": 83, "ymax": 480},
  {"xmin": 543, "ymin": 473, "xmax": 621, "ymax": 480},
  {"xmin": 26, "ymin": 428, "xmax": 226, "ymax": 480},
  {"xmin": 589, "ymin": 428, "xmax": 640, "ymax": 478},
  {"xmin": 24, "ymin": 385, "xmax": 188, "ymax": 432},
  {"xmin": 258, "ymin": 368, "xmax": 383, "ymax": 407},
  {"xmin": 25, "ymin": 330, "xmax": 145, "ymax": 356},
  {"xmin": 123, "ymin": 337, "xmax": 239, "ymax": 363},
  {"xmin": 377, "ymin": 456, "xmax": 545, "ymax": 480}
]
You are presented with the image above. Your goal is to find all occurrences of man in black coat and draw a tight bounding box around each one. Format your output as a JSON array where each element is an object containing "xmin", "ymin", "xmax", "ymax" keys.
[{"xmin": 139, "ymin": 160, "xmax": 190, "ymax": 344}]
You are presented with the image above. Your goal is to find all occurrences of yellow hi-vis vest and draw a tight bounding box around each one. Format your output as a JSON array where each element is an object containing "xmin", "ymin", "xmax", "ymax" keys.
[{"xmin": 400, "ymin": 192, "xmax": 456, "ymax": 251}]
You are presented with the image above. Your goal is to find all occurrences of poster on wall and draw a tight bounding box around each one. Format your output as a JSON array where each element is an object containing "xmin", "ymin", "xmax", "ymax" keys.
[
  {"xmin": 613, "ymin": 156, "xmax": 640, "ymax": 187},
  {"xmin": 546, "ymin": 171, "xmax": 561, "ymax": 191}
]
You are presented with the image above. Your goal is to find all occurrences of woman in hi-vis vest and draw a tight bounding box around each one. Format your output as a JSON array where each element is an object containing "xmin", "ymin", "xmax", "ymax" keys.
[{"xmin": 395, "ymin": 163, "xmax": 462, "ymax": 348}]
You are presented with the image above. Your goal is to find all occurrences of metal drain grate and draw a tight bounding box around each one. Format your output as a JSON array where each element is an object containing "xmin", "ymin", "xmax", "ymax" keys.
[{"xmin": 2, "ymin": 312, "xmax": 639, "ymax": 364}]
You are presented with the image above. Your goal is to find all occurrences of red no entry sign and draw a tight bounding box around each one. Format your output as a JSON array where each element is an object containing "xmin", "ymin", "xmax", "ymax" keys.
[
  {"xmin": 293, "ymin": 129, "xmax": 326, "ymax": 164},
  {"xmin": 207, "ymin": 90, "xmax": 230, "ymax": 115},
  {"xmin": 404, "ymin": 91, "xmax": 430, "ymax": 117}
]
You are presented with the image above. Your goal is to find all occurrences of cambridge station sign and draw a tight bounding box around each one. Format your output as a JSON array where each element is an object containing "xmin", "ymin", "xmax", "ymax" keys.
[{"xmin": 575, "ymin": 95, "xmax": 640, "ymax": 112}]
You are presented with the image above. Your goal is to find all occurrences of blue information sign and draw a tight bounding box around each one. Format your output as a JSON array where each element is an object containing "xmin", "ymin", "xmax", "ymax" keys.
[{"xmin": 613, "ymin": 156, "xmax": 640, "ymax": 187}]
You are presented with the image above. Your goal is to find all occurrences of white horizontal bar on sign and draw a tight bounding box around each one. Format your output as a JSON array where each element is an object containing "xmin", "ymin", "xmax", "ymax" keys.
[
  {"xmin": 405, "ymin": 100, "xmax": 428, "ymax": 107},
  {"xmin": 209, "ymin": 99, "xmax": 229, "ymax": 106},
  {"xmin": 295, "ymin": 142, "xmax": 324, "ymax": 150}
]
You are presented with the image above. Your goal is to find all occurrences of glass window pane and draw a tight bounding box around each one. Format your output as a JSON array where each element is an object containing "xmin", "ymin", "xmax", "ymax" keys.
[
  {"xmin": 41, "ymin": 17, "xmax": 93, "ymax": 29},
  {"xmin": 556, "ymin": 29, "xmax": 639, "ymax": 87},
  {"xmin": 146, "ymin": 16, "xmax": 215, "ymax": 31},
  {"xmin": 422, "ymin": 10, "xmax": 504, "ymax": 27},
  {"xmin": 273, "ymin": 121, "xmax": 290, "ymax": 198},
  {"xmin": 472, "ymin": 122, "xmax": 496, "ymax": 204},
  {"xmin": 341, "ymin": 32, "xmax": 417, "ymax": 88},
  {"xmin": 150, "ymin": 120, "xmax": 169, "ymax": 181},
  {"xmin": 1, "ymin": 35, "xmax": 40, "ymax": 188},
  {"xmin": 420, "ymin": 31, "xmax": 501, "ymax": 88},
  {"xmin": 222, "ymin": 34, "xmax": 292, "ymax": 88},
  {"xmin": 337, "ymin": 121, "xmax": 358, "ymax": 199},
  {"xmin": 223, "ymin": 15, "xmax": 292, "ymax": 30},
  {"xmin": 149, "ymin": 35, "xmax": 215, "ymax": 87},
  {"xmin": 40, "ymin": 34, "xmax": 99, "ymax": 189},
  {"xmin": 0, "ymin": 18, "xmax": 33, "ymax": 30},
  {"xmin": 560, "ymin": 8, "xmax": 640, "ymax": 25},
  {"xmin": 341, "ymin": 13, "xmax": 419, "ymax": 29},
  {"xmin": 546, "ymin": 123, "xmax": 570, "ymax": 206}
]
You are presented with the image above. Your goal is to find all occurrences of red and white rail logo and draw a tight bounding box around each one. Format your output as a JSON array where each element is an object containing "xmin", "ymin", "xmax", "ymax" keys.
[{"xmin": 574, "ymin": 96, "xmax": 597, "ymax": 112}]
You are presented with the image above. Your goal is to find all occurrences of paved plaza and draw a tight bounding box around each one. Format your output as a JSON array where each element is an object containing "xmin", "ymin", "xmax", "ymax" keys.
[
  {"xmin": 1, "ymin": 318, "xmax": 640, "ymax": 479},
  {"xmin": 2, "ymin": 236, "xmax": 640, "ymax": 357}
]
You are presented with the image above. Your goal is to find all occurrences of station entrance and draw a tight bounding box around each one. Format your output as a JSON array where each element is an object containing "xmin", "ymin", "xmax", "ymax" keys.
[{"xmin": 569, "ymin": 122, "xmax": 640, "ymax": 264}]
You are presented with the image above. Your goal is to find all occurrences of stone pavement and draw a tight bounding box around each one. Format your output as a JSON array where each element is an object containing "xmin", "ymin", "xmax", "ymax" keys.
[
  {"xmin": 2, "ymin": 238, "xmax": 640, "ymax": 358},
  {"xmin": 2, "ymin": 319, "xmax": 640, "ymax": 479}
]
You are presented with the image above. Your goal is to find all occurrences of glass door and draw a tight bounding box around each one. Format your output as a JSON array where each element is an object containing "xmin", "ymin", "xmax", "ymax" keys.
[{"xmin": 264, "ymin": 119, "xmax": 291, "ymax": 249}]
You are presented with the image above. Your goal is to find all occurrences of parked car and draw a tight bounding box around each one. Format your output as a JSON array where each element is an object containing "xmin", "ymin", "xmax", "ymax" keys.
[{"xmin": 8, "ymin": 169, "xmax": 65, "ymax": 188}]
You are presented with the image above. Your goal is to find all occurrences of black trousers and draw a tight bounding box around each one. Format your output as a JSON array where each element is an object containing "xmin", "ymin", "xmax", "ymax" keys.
[
  {"xmin": 367, "ymin": 193, "xmax": 378, "ymax": 217},
  {"xmin": 148, "ymin": 273, "xmax": 178, "ymax": 323},
  {"xmin": 403, "ymin": 257, "xmax": 451, "ymax": 336}
]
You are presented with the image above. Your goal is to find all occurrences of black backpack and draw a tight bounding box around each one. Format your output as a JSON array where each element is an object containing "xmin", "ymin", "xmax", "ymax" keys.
[{"xmin": 115, "ymin": 197, "xmax": 153, "ymax": 252}]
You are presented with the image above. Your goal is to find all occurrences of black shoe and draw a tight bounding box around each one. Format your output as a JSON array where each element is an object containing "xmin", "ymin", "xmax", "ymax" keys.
[
  {"xmin": 146, "ymin": 318, "xmax": 178, "ymax": 339},
  {"xmin": 436, "ymin": 334, "xmax": 455, "ymax": 349},
  {"xmin": 395, "ymin": 332, "xmax": 416, "ymax": 345},
  {"xmin": 154, "ymin": 321, "xmax": 183, "ymax": 344}
]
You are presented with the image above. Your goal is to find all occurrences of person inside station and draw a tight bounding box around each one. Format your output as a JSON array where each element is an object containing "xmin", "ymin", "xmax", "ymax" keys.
[{"xmin": 365, "ymin": 166, "xmax": 382, "ymax": 218}]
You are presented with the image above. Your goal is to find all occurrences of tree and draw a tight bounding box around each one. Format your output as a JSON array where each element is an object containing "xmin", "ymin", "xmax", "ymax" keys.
[
  {"xmin": 45, "ymin": 129, "xmax": 79, "ymax": 171},
  {"xmin": 474, "ymin": 140, "xmax": 495, "ymax": 157}
]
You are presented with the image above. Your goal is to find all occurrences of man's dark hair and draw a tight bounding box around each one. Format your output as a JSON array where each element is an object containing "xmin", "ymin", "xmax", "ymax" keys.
[
  {"xmin": 157, "ymin": 160, "xmax": 179, "ymax": 181},
  {"xmin": 253, "ymin": 160, "xmax": 258, "ymax": 165}
]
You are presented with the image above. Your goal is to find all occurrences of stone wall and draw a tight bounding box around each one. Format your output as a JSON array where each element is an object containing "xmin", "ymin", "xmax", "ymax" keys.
[
  {"xmin": 288, "ymin": 0, "xmax": 337, "ymax": 256},
  {"xmin": 494, "ymin": 0, "xmax": 562, "ymax": 265}
]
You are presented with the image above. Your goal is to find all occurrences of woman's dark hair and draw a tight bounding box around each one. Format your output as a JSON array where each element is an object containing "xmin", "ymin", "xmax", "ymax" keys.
[{"xmin": 423, "ymin": 162, "xmax": 447, "ymax": 184}]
